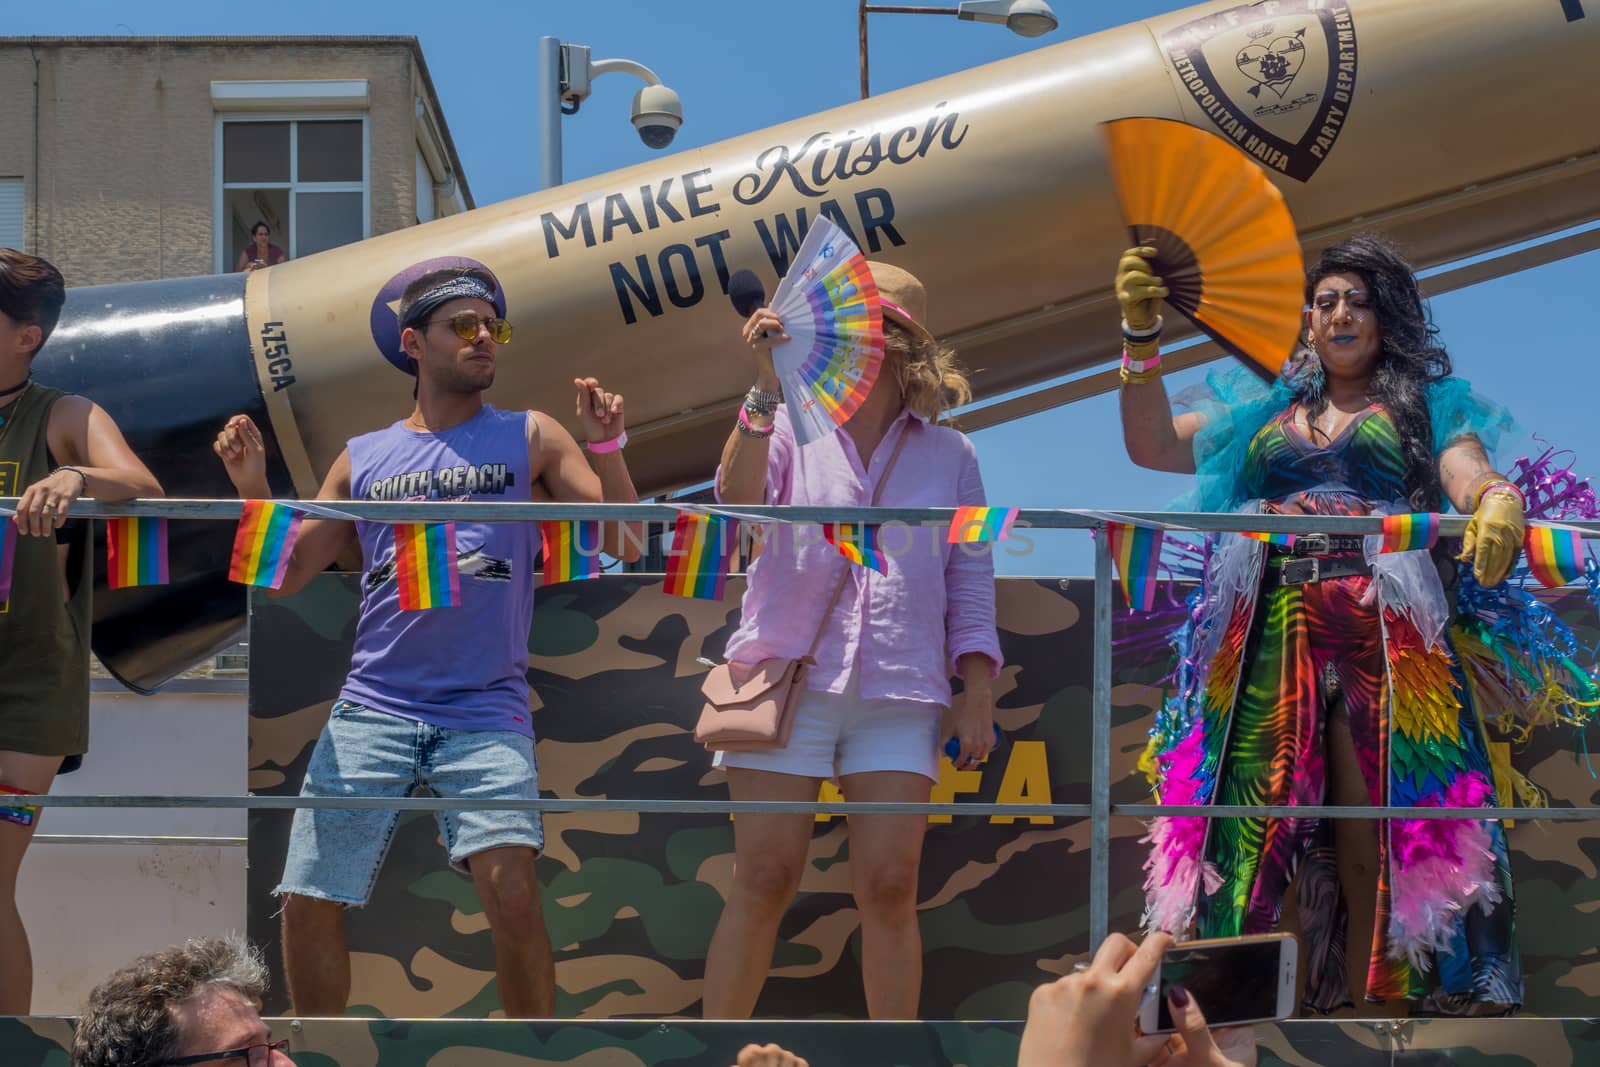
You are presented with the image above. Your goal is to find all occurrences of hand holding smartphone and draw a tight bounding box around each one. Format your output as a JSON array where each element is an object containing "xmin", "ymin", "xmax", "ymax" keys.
[{"xmin": 1137, "ymin": 932, "xmax": 1298, "ymax": 1035}]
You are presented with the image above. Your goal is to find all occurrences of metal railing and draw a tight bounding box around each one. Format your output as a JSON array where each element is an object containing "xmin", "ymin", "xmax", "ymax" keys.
[{"xmin": 10, "ymin": 497, "xmax": 1600, "ymax": 951}]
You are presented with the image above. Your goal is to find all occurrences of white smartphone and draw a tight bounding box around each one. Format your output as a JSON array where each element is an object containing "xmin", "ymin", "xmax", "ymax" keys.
[{"xmin": 1137, "ymin": 932, "xmax": 1298, "ymax": 1035}]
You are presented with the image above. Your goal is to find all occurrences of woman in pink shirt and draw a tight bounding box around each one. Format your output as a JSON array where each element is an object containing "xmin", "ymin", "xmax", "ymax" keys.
[
  {"xmin": 702, "ymin": 261, "xmax": 1003, "ymax": 1020},
  {"xmin": 234, "ymin": 220, "xmax": 289, "ymax": 272}
]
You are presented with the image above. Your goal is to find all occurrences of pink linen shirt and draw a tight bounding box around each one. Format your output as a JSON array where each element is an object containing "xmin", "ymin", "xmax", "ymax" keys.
[{"xmin": 718, "ymin": 406, "xmax": 1002, "ymax": 708}]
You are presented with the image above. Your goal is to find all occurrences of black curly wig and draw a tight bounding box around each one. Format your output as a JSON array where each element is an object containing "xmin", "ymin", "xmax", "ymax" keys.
[{"xmin": 1299, "ymin": 233, "xmax": 1453, "ymax": 511}]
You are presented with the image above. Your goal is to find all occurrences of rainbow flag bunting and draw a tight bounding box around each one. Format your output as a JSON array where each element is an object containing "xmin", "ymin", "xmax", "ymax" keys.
[
  {"xmin": 0, "ymin": 785, "xmax": 38, "ymax": 829},
  {"xmin": 106, "ymin": 516, "xmax": 169, "ymax": 588},
  {"xmin": 541, "ymin": 520, "xmax": 602, "ymax": 584},
  {"xmin": 1379, "ymin": 512, "xmax": 1440, "ymax": 554},
  {"xmin": 0, "ymin": 519, "xmax": 15, "ymax": 604},
  {"xmin": 664, "ymin": 512, "xmax": 736, "ymax": 600},
  {"xmin": 1108, "ymin": 522, "xmax": 1163, "ymax": 612},
  {"xmin": 1243, "ymin": 530, "xmax": 1297, "ymax": 547},
  {"xmin": 824, "ymin": 522, "xmax": 887, "ymax": 573},
  {"xmin": 1524, "ymin": 524, "xmax": 1586, "ymax": 589},
  {"xmin": 228, "ymin": 500, "xmax": 304, "ymax": 589},
  {"xmin": 394, "ymin": 522, "xmax": 460, "ymax": 610},
  {"xmin": 948, "ymin": 506, "xmax": 1020, "ymax": 544}
]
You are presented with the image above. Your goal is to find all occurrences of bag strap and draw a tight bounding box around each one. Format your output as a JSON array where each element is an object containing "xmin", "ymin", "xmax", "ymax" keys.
[{"xmin": 802, "ymin": 424, "xmax": 911, "ymax": 660}]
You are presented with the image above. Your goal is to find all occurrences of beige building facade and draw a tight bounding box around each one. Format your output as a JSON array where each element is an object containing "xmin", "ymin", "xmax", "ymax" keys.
[{"xmin": 0, "ymin": 35, "xmax": 473, "ymax": 288}]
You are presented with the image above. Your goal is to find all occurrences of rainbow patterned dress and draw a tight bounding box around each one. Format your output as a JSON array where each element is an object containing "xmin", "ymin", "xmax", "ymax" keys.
[{"xmin": 1139, "ymin": 365, "xmax": 1600, "ymax": 1015}]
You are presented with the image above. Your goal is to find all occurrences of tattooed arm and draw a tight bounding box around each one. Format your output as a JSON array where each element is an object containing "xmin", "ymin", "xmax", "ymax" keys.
[{"xmin": 1437, "ymin": 435, "xmax": 1504, "ymax": 514}]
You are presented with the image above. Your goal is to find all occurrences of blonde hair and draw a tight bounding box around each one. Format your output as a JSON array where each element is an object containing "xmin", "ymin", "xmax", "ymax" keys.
[{"xmin": 887, "ymin": 321, "xmax": 971, "ymax": 421}]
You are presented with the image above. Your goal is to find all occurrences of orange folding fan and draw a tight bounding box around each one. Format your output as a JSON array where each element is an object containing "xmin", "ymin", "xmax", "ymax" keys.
[{"xmin": 1102, "ymin": 117, "xmax": 1304, "ymax": 381}]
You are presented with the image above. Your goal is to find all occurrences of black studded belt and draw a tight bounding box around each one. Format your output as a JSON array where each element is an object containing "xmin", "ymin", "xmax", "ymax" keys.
[
  {"xmin": 1264, "ymin": 533, "xmax": 1367, "ymax": 557},
  {"xmin": 1266, "ymin": 553, "xmax": 1369, "ymax": 587}
]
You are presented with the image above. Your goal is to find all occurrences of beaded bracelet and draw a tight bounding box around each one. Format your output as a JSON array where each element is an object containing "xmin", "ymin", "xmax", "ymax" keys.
[
  {"xmin": 736, "ymin": 404, "xmax": 775, "ymax": 438},
  {"xmin": 54, "ymin": 466, "xmax": 90, "ymax": 493},
  {"xmin": 745, "ymin": 385, "xmax": 783, "ymax": 417},
  {"xmin": 1472, "ymin": 478, "xmax": 1525, "ymax": 511}
]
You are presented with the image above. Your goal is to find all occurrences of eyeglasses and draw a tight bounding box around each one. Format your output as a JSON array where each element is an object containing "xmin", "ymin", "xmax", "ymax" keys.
[
  {"xmin": 159, "ymin": 1038, "xmax": 291, "ymax": 1066},
  {"xmin": 420, "ymin": 311, "xmax": 513, "ymax": 344}
]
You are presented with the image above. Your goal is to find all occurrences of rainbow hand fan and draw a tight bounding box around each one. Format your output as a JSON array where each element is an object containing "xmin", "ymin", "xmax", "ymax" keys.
[
  {"xmin": 768, "ymin": 217, "xmax": 884, "ymax": 447},
  {"xmin": 1102, "ymin": 117, "xmax": 1305, "ymax": 381}
]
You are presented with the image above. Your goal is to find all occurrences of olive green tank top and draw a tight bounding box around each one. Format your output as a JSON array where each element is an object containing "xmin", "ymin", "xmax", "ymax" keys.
[{"xmin": 0, "ymin": 383, "xmax": 92, "ymax": 756}]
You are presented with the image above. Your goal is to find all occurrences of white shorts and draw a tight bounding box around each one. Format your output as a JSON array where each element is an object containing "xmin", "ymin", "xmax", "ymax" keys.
[{"xmin": 716, "ymin": 672, "xmax": 945, "ymax": 782}]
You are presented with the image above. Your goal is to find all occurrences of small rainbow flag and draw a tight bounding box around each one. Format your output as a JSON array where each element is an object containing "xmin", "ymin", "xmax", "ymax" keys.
[
  {"xmin": 0, "ymin": 785, "xmax": 38, "ymax": 828},
  {"xmin": 541, "ymin": 520, "xmax": 602, "ymax": 584},
  {"xmin": 106, "ymin": 516, "xmax": 169, "ymax": 588},
  {"xmin": 1524, "ymin": 524, "xmax": 1586, "ymax": 589},
  {"xmin": 824, "ymin": 523, "xmax": 887, "ymax": 573},
  {"xmin": 0, "ymin": 519, "xmax": 15, "ymax": 604},
  {"xmin": 395, "ymin": 522, "xmax": 460, "ymax": 610},
  {"xmin": 1244, "ymin": 531, "xmax": 1297, "ymax": 547},
  {"xmin": 1108, "ymin": 522, "xmax": 1163, "ymax": 612},
  {"xmin": 1379, "ymin": 512, "xmax": 1440, "ymax": 554},
  {"xmin": 948, "ymin": 506, "xmax": 1020, "ymax": 544},
  {"xmin": 664, "ymin": 512, "xmax": 736, "ymax": 600},
  {"xmin": 228, "ymin": 500, "xmax": 304, "ymax": 589}
]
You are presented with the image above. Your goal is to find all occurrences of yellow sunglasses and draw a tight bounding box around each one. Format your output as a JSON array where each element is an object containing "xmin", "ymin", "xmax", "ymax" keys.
[{"xmin": 422, "ymin": 311, "xmax": 513, "ymax": 344}]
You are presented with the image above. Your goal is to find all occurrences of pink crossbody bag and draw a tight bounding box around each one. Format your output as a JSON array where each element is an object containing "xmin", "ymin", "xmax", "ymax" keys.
[{"xmin": 694, "ymin": 431, "xmax": 908, "ymax": 752}]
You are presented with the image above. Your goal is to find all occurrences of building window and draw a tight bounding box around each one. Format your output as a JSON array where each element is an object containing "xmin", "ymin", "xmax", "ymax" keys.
[
  {"xmin": 415, "ymin": 149, "xmax": 435, "ymax": 226},
  {"xmin": 0, "ymin": 178, "xmax": 24, "ymax": 251},
  {"xmin": 217, "ymin": 116, "xmax": 368, "ymax": 272}
]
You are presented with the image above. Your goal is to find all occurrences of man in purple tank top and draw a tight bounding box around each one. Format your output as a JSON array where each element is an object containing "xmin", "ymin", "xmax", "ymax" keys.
[{"xmin": 214, "ymin": 266, "xmax": 641, "ymax": 1018}]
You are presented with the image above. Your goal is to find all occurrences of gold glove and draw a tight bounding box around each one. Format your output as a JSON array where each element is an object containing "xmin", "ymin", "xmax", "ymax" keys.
[
  {"xmin": 1115, "ymin": 246, "xmax": 1168, "ymax": 333},
  {"xmin": 1457, "ymin": 485, "xmax": 1525, "ymax": 587}
]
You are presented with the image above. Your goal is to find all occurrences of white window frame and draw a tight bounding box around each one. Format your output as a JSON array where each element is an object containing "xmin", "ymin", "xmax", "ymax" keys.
[{"xmin": 213, "ymin": 111, "xmax": 370, "ymax": 274}]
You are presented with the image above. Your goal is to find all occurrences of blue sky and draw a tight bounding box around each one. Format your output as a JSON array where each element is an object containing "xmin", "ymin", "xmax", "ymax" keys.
[{"xmin": 15, "ymin": 0, "xmax": 1598, "ymax": 576}]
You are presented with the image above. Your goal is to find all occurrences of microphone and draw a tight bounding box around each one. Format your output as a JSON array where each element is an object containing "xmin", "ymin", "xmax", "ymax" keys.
[{"xmin": 728, "ymin": 269, "xmax": 766, "ymax": 317}]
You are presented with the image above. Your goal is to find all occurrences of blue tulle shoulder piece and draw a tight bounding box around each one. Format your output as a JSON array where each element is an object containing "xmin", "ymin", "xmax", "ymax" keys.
[
  {"xmin": 1426, "ymin": 376, "xmax": 1519, "ymax": 476},
  {"xmin": 1172, "ymin": 363, "xmax": 1519, "ymax": 514},
  {"xmin": 1172, "ymin": 363, "xmax": 1294, "ymax": 513}
]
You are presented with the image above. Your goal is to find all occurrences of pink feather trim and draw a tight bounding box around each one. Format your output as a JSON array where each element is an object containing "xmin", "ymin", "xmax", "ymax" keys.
[
  {"xmin": 1142, "ymin": 722, "xmax": 1221, "ymax": 933},
  {"xmin": 1387, "ymin": 772, "xmax": 1503, "ymax": 970}
]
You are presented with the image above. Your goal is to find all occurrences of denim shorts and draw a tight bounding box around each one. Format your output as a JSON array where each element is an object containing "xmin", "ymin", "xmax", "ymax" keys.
[{"xmin": 275, "ymin": 699, "xmax": 542, "ymax": 906}]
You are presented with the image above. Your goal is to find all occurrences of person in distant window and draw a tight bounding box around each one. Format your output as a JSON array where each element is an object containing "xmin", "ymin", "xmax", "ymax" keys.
[{"xmin": 235, "ymin": 221, "xmax": 288, "ymax": 272}]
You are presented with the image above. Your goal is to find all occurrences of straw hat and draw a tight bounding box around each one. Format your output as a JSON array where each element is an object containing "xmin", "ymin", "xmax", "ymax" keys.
[{"xmin": 867, "ymin": 260, "xmax": 934, "ymax": 346}]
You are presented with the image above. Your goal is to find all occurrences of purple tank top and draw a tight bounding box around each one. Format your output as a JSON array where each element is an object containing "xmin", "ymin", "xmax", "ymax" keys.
[{"xmin": 340, "ymin": 405, "xmax": 539, "ymax": 735}]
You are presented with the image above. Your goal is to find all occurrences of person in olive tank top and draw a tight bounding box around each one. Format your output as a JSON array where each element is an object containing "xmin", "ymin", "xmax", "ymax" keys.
[
  {"xmin": 213, "ymin": 265, "xmax": 642, "ymax": 1019},
  {"xmin": 0, "ymin": 248, "xmax": 163, "ymax": 1014}
]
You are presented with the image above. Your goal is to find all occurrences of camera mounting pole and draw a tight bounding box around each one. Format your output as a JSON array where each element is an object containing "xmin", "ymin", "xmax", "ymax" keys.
[{"xmin": 536, "ymin": 36, "xmax": 684, "ymax": 189}]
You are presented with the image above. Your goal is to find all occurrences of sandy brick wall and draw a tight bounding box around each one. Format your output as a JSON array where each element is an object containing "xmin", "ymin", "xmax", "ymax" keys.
[{"xmin": 0, "ymin": 41, "xmax": 422, "ymax": 287}]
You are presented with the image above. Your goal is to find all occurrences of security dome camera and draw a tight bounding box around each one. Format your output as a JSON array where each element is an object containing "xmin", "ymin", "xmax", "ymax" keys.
[{"xmin": 631, "ymin": 84, "xmax": 683, "ymax": 149}]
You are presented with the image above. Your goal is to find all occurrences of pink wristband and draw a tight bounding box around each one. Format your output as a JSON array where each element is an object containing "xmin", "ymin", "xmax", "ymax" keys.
[
  {"xmin": 585, "ymin": 430, "xmax": 628, "ymax": 455},
  {"xmin": 1122, "ymin": 348, "xmax": 1162, "ymax": 374}
]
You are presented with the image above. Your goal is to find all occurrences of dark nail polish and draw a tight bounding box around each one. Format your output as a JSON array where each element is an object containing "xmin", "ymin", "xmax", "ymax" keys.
[{"xmin": 1169, "ymin": 984, "xmax": 1191, "ymax": 1007}]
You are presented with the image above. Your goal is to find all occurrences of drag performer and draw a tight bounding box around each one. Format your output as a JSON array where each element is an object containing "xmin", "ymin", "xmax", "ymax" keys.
[
  {"xmin": 1119, "ymin": 234, "xmax": 1598, "ymax": 1016},
  {"xmin": 0, "ymin": 248, "xmax": 164, "ymax": 1013},
  {"xmin": 213, "ymin": 265, "xmax": 641, "ymax": 1019}
]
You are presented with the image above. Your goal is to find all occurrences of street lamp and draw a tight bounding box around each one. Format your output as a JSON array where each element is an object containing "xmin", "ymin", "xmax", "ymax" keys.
[
  {"xmin": 858, "ymin": 0, "xmax": 1059, "ymax": 98},
  {"xmin": 536, "ymin": 36, "xmax": 685, "ymax": 189}
]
